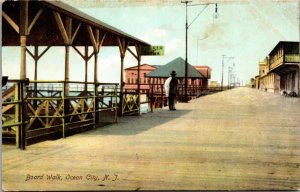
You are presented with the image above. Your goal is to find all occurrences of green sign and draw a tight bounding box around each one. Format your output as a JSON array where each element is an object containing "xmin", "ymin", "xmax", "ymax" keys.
[{"xmin": 141, "ymin": 46, "xmax": 164, "ymax": 56}]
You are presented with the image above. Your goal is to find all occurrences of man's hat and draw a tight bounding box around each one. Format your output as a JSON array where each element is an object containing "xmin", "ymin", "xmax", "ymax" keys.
[{"xmin": 170, "ymin": 70, "xmax": 177, "ymax": 76}]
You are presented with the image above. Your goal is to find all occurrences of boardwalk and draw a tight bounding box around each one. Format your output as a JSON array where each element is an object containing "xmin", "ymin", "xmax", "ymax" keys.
[{"xmin": 2, "ymin": 87, "xmax": 300, "ymax": 191}]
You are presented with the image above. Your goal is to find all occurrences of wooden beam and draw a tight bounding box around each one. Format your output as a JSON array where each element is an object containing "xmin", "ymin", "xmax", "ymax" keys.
[
  {"xmin": 86, "ymin": 25, "xmax": 98, "ymax": 52},
  {"xmin": 117, "ymin": 37, "xmax": 124, "ymax": 56},
  {"xmin": 20, "ymin": 1, "xmax": 28, "ymax": 36},
  {"xmin": 65, "ymin": 17, "xmax": 72, "ymax": 40},
  {"xmin": 97, "ymin": 33, "xmax": 107, "ymax": 52},
  {"xmin": 72, "ymin": 46, "xmax": 85, "ymax": 59},
  {"xmin": 28, "ymin": 8, "xmax": 44, "ymax": 33},
  {"xmin": 94, "ymin": 52, "xmax": 98, "ymax": 82},
  {"xmin": 100, "ymin": 33, "xmax": 107, "ymax": 47},
  {"xmin": 135, "ymin": 43, "xmax": 142, "ymax": 59},
  {"xmin": 136, "ymin": 43, "xmax": 141, "ymax": 115},
  {"xmin": 71, "ymin": 23, "xmax": 82, "ymax": 43},
  {"xmin": 34, "ymin": 46, "xmax": 38, "ymax": 81},
  {"xmin": 95, "ymin": 29, "xmax": 99, "ymax": 46},
  {"xmin": 26, "ymin": 46, "xmax": 51, "ymax": 61},
  {"xmin": 20, "ymin": 36, "xmax": 27, "ymax": 79},
  {"xmin": 84, "ymin": 46, "xmax": 88, "ymax": 92},
  {"xmin": 26, "ymin": 48, "xmax": 35, "ymax": 59},
  {"xmin": 53, "ymin": 11, "xmax": 69, "ymax": 44},
  {"xmin": 127, "ymin": 47, "xmax": 138, "ymax": 60},
  {"xmin": 38, "ymin": 46, "xmax": 51, "ymax": 60},
  {"xmin": 117, "ymin": 37, "xmax": 128, "ymax": 58},
  {"xmin": 88, "ymin": 52, "xmax": 94, "ymax": 61},
  {"xmin": 65, "ymin": 46, "xmax": 70, "ymax": 95},
  {"xmin": 2, "ymin": 11, "xmax": 19, "ymax": 34}
]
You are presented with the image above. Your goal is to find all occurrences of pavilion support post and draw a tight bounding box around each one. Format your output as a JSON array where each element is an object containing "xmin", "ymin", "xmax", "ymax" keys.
[
  {"xmin": 94, "ymin": 52, "xmax": 99, "ymax": 125},
  {"xmin": 120, "ymin": 55, "xmax": 125, "ymax": 116},
  {"xmin": 127, "ymin": 44, "xmax": 142, "ymax": 115},
  {"xmin": 33, "ymin": 46, "xmax": 38, "ymax": 107},
  {"xmin": 64, "ymin": 46, "xmax": 70, "ymax": 124},
  {"xmin": 20, "ymin": 36, "xmax": 27, "ymax": 80},
  {"xmin": 18, "ymin": 0, "xmax": 28, "ymax": 149},
  {"xmin": 117, "ymin": 38, "xmax": 128, "ymax": 116},
  {"xmin": 84, "ymin": 46, "xmax": 89, "ymax": 92},
  {"xmin": 94, "ymin": 52, "xmax": 98, "ymax": 82},
  {"xmin": 86, "ymin": 25, "xmax": 106, "ymax": 124},
  {"xmin": 135, "ymin": 44, "xmax": 142, "ymax": 115},
  {"xmin": 20, "ymin": 0, "xmax": 28, "ymax": 80},
  {"xmin": 137, "ymin": 56, "xmax": 141, "ymax": 115}
]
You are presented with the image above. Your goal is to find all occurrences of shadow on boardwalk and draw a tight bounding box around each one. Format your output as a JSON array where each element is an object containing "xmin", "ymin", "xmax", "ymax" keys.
[{"xmin": 83, "ymin": 108, "xmax": 192, "ymax": 136}]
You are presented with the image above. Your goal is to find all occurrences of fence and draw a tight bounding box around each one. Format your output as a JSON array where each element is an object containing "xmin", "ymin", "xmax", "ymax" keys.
[
  {"xmin": 2, "ymin": 80, "xmax": 118, "ymax": 149},
  {"xmin": 2, "ymin": 80, "xmax": 224, "ymax": 149}
]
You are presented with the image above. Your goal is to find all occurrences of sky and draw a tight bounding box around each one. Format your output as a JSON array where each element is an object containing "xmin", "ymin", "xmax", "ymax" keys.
[{"xmin": 1, "ymin": 0, "xmax": 299, "ymax": 86}]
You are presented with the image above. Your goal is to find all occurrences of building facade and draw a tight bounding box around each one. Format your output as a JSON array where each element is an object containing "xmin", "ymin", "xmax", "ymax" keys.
[
  {"xmin": 124, "ymin": 64, "xmax": 157, "ymax": 91},
  {"xmin": 124, "ymin": 58, "xmax": 211, "ymax": 93},
  {"xmin": 258, "ymin": 58, "xmax": 280, "ymax": 93},
  {"xmin": 194, "ymin": 66, "xmax": 211, "ymax": 88},
  {"xmin": 257, "ymin": 41, "xmax": 299, "ymax": 96}
]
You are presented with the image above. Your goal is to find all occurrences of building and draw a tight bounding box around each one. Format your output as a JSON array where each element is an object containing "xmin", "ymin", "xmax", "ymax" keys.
[
  {"xmin": 210, "ymin": 81, "xmax": 220, "ymax": 88},
  {"xmin": 257, "ymin": 57, "xmax": 280, "ymax": 93},
  {"xmin": 258, "ymin": 41, "xmax": 299, "ymax": 96},
  {"xmin": 124, "ymin": 57, "xmax": 211, "ymax": 92},
  {"xmin": 124, "ymin": 64, "xmax": 157, "ymax": 92},
  {"xmin": 194, "ymin": 66, "xmax": 212, "ymax": 88}
]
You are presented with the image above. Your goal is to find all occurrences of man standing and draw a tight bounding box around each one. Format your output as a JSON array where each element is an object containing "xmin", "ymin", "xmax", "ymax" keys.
[{"xmin": 164, "ymin": 70, "xmax": 178, "ymax": 111}]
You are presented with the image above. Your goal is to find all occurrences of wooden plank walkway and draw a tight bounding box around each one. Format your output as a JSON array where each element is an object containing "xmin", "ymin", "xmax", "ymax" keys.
[{"xmin": 2, "ymin": 87, "xmax": 300, "ymax": 191}]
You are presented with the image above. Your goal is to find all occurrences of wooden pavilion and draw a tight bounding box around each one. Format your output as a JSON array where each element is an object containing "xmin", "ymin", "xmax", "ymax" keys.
[{"xmin": 2, "ymin": 0, "xmax": 151, "ymax": 149}]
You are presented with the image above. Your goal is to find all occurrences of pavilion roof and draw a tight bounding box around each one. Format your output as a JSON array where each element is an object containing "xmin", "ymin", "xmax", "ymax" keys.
[{"xmin": 2, "ymin": 0, "xmax": 150, "ymax": 47}]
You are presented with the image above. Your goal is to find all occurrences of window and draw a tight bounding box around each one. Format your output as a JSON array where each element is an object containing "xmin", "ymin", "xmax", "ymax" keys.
[{"xmin": 285, "ymin": 43, "xmax": 299, "ymax": 54}]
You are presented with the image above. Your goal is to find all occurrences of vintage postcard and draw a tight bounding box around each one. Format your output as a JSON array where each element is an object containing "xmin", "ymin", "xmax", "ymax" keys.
[{"xmin": 1, "ymin": 0, "xmax": 300, "ymax": 191}]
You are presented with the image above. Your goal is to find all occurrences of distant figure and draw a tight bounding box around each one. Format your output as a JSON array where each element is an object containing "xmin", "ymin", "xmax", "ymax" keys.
[{"xmin": 164, "ymin": 70, "xmax": 178, "ymax": 111}]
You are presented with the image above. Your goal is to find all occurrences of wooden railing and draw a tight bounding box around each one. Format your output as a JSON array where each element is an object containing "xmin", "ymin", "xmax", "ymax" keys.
[
  {"xmin": 125, "ymin": 83, "xmax": 222, "ymax": 113},
  {"xmin": 3, "ymin": 79, "xmax": 225, "ymax": 149},
  {"xmin": 285, "ymin": 54, "xmax": 299, "ymax": 63},
  {"xmin": 270, "ymin": 56, "xmax": 284, "ymax": 70},
  {"xmin": 2, "ymin": 80, "xmax": 118, "ymax": 149},
  {"xmin": 270, "ymin": 54, "xmax": 299, "ymax": 70}
]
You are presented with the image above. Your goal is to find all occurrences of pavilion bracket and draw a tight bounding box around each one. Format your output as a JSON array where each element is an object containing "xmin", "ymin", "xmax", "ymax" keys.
[
  {"xmin": 135, "ymin": 43, "xmax": 142, "ymax": 60},
  {"xmin": 26, "ymin": 46, "xmax": 51, "ymax": 60},
  {"xmin": 71, "ymin": 23, "xmax": 82, "ymax": 43},
  {"xmin": 53, "ymin": 11, "xmax": 69, "ymax": 44},
  {"xmin": 3, "ymin": 11, "xmax": 19, "ymax": 34},
  {"xmin": 117, "ymin": 37, "xmax": 129, "ymax": 58},
  {"xmin": 72, "ymin": 46, "xmax": 93, "ymax": 61},
  {"xmin": 28, "ymin": 8, "xmax": 44, "ymax": 33},
  {"xmin": 53, "ymin": 12, "xmax": 82, "ymax": 46},
  {"xmin": 127, "ymin": 47, "xmax": 138, "ymax": 60},
  {"xmin": 87, "ymin": 26, "xmax": 106, "ymax": 53},
  {"xmin": 127, "ymin": 43, "xmax": 141, "ymax": 61}
]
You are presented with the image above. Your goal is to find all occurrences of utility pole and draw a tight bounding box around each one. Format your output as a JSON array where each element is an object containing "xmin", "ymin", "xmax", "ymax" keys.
[
  {"xmin": 221, "ymin": 55, "xmax": 225, "ymax": 90},
  {"xmin": 181, "ymin": 1, "xmax": 217, "ymax": 101},
  {"xmin": 221, "ymin": 55, "xmax": 234, "ymax": 90},
  {"xmin": 181, "ymin": 0, "xmax": 192, "ymax": 102}
]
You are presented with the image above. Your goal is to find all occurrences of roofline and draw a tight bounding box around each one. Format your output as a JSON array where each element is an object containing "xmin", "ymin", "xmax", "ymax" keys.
[
  {"xmin": 40, "ymin": 1, "xmax": 151, "ymax": 46},
  {"xmin": 124, "ymin": 64, "xmax": 157, "ymax": 70},
  {"xmin": 268, "ymin": 41, "xmax": 299, "ymax": 56}
]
